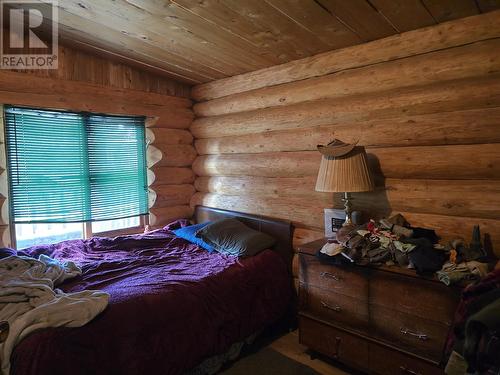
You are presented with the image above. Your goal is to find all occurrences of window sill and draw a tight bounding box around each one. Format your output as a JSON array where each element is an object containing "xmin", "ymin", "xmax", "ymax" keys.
[{"xmin": 92, "ymin": 226, "xmax": 145, "ymax": 238}]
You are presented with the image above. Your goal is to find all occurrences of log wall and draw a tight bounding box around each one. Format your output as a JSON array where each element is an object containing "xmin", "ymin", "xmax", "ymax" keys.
[
  {"xmin": 0, "ymin": 45, "xmax": 195, "ymax": 246},
  {"xmin": 190, "ymin": 11, "xmax": 500, "ymax": 282}
]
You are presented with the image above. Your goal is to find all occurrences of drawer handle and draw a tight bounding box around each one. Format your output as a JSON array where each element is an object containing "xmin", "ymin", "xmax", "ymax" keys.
[
  {"xmin": 321, "ymin": 300, "xmax": 342, "ymax": 312},
  {"xmin": 332, "ymin": 336, "xmax": 341, "ymax": 359},
  {"xmin": 399, "ymin": 366, "xmax": 422, "ymax": 375},
  {"xmin": 400, "ymin": 328, "xmax": 428, "ymax": 341},
  {"xmin": 320, "ymin": 271, "xmax": 340, "ymax": 281}
]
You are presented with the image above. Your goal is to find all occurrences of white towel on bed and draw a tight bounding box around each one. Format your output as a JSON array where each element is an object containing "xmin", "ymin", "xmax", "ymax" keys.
[{"xmin": 0, "ymin": 255, "xmax": 109, "ymax": 375}]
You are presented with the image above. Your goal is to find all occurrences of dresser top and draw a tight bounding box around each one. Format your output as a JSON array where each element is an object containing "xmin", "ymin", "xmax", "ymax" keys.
[{"xmin": 298, "ymin": 238, "xmax": 457, "ymax": 285}]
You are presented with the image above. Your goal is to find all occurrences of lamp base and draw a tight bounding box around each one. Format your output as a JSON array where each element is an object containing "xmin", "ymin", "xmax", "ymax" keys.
[{"xmin": 341, "ymin": 192, "xmax": 353, "ymax": 227}]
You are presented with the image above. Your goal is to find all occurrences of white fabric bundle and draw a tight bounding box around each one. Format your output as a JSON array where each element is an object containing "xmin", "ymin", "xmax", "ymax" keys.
[{"xmin": 0, "ymin": 255, "xmax": 109, "ymax": 375}]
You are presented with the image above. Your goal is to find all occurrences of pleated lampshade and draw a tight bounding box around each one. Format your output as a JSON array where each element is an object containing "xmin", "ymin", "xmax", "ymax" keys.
[{"xmin": 315, "ymin": 146, "xmax": 374, "ymax": 192}]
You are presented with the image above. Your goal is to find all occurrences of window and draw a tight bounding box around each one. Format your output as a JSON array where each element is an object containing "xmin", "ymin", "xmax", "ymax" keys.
[
  {"xmin": 4, "ymin": 106, "xmax": 149, "ymax": 249},
  {"xmin": 91, "ymin": 216, "xmax": 140, "ymax": 234},
  {"xmin": 15, "ymin": 223, "xmax": 85, "ymax": 250}
]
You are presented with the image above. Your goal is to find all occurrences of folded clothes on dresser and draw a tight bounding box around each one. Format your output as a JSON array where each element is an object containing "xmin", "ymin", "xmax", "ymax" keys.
[
  {"xmin": 437, "ymin": 261, "xmax": 489, "ymax": 286},
  {"xmin": 318, "ymin": 214, "xmax": 491, "ymax": 284}
]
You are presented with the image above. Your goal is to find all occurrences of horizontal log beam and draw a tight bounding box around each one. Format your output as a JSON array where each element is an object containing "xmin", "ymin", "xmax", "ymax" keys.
[
  {"xmin": 193, "ymin": 152, "xmax": 320, "ymax": 178},
  {"xmin": 0, "ymin": 70, "xmax": 192, "ymax": 108},
  {"xmin": 0, "ymin": 89, "xmax": 193, "ymax": 129},
  {"xmin": 147, "ymin": 128, "xmax": 193, "ymax": 145},
  {"xmin": 195, "ymin": 176, "xmax": 500, "ymax": 220},
  {"xmin": 147, "ymin": 144, "xmax": 197, "ymax": 168},
  {"xmin": 190, "ymin": 192, "xmax": 324, "ymax": 229},
  {"xmin": 194, "ymin": 39, "xmax": 500, "ymax": 116},
  {"xmin": 362, "ymin": 179, "xmax": 500, "ymax": 220},
  {"xmin": 191, "ymin": 11, "xmax": 500, "ymax": 101},
  {"xmin": 145, "ymin": 113, "xmax": 193, "ymax": 129},
  {"xmin": 191, "ymin": 75, "xmax": 500, "ymax": 139},
  {"xmin": 148, "ymin": 167, "xmax": 195, "ymax": 186},
  {"xmin": 370, "ymin": 144, "xmax": 500, "ymax": 180},
  {"xmin": 193, "ymin": 144, "xmax": 500, "ymax": 180},
  {"xmin": 293, "ymin": 228, "xmax": 324, "ymax": 250},
  {"xmin": 195, "ymin": 107, "xmax": 500, "ymax": 155},
  {"xmin": 149, "ymin": 205, "xmax": 193, "ymax": 227},
  {"xmin": 195, "ymin": 176, "xmax": 319, "ymax": 198},
  {"xmin": 150, "ymin": 184, "xmax": 196, "ymax": 208}
]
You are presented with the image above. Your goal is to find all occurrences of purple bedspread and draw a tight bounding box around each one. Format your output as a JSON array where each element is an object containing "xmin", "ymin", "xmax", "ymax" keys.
[{"xmin": 11, "ymin": 227, "xmax": 291, "ymax": 375}]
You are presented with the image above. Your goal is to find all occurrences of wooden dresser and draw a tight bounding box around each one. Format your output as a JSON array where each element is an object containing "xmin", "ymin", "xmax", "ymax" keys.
[{"xmin": 298, "ymin": 239, "xmax": 461, "ymax": 375}]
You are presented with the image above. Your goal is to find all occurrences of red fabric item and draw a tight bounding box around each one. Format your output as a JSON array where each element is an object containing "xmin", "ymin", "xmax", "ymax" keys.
[{"xmin": 367, "ymin": 220, "xmax": 376, "ymax": 233}]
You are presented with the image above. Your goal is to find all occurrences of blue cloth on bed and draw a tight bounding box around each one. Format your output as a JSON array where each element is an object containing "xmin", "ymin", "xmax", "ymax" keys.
[{"xmin": 173, "ymin": 222, "xmax": 215, "ymax": 253}]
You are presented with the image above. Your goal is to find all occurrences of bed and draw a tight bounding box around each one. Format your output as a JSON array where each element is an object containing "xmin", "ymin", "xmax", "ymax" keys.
[{"xmin": 9, "ymin": 206, "xmax": 293, "ymax": 375}]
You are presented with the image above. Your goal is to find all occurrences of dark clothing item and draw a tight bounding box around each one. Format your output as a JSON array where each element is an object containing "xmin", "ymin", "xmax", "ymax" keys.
[
  {"xmin": 404, "ymin": 237, "xmax": 446, "ymax": 275},
  {"xmin": 316, "ymin": 250, "xmax": 351, "ymax": 266},
  {"xmin": 468, "ymin": 225, "xmax": 483, "ymax": 256},
  {"xmin": 410, "ymin": 227, "xmax": 440, "ymax": 244},
  {"xmin": 454, "ymin": 288, "xmax": 500, "ymax": 343},
  {"xmin": 446, "ymin": 269, "xmax": 500, "ymax": 356},
  {"xmin": 464, "ymin": 298, "xmax": 500, "ymax": 372},
  {"xmin": 362, "ymin": 246, "xmax": 391, "ymax": 265},
  {"xmin": 393, "ymin": 247, "xmax": 410, "ymax": 267},
  {"xmin": 460, "ymin": 247, "xmax": 486, "ymax": 262}
]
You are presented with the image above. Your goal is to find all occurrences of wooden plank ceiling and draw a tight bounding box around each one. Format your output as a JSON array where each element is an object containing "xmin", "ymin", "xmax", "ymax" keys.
[{"xmin": 47, "ymin": 0, "xmax": 500, "ymax": 84}]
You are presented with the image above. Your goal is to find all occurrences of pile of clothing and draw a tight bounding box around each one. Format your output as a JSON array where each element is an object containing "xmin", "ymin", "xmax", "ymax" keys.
[
  {"xmin": 318, "ymin": 214, "xmax": 490, "ymax": 285},
  {"xmin": 445, "ymin": 266, "xmax": 500, "ymax": 374}
]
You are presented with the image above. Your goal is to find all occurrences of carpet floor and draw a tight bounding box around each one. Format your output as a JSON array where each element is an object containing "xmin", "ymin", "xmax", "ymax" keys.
[{"xmin": 220, "ymin": 347, "xmax": 320, "ymax": 375}]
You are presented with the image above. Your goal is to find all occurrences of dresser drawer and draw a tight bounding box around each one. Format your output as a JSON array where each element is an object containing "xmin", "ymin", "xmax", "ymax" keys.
[
  {"xmin": 370, "ymin": 272, "xmax": 458, "ymax": 325},
  {"xmin": 299, "ymin": 315, "xmax": 370, "ymax": 371},
  {"xmin": 300, "ymin": 283, "xmax": 369, "ymax": 333},
  {"xmin": 371, "ymin": 305, "xmax": 450, "ymax": 362},
  {"xmin": 299, "ymin": 254, "xmax": 369, "ymax": 299},
  {"xmin": 369, "ymin": 342, "xmax": 443, "ymax": 375}
]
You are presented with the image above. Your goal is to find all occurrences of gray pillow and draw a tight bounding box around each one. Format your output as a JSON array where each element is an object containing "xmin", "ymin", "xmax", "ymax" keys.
[{"xmin": 195, "ymin": 218, "xmax": 276, "ymax": 257}]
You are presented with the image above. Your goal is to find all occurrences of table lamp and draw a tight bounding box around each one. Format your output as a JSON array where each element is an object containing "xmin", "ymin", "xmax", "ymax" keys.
[{"xmin": 315, "ymin": 139, "xmax": 374, "ymax": 226}]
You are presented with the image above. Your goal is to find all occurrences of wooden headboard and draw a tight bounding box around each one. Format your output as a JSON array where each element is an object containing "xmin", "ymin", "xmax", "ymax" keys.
[{"xmin": 194, "ymin": 205, "xmax": 293, "ymax": 272}]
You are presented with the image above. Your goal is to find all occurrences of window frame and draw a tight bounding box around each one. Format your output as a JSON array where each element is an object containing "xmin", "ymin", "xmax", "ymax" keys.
[
  {"xmin": 3, "ymin": 105, "xmax": 150, "ymax": 250},
  {"xmin": 10, "ymin": 215, "xmax": 149, "ymax": 250},
  {"xmin": 87, "ymin": 214, "xmax": 149, "ymax": 238}
]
